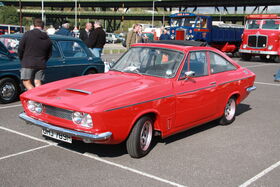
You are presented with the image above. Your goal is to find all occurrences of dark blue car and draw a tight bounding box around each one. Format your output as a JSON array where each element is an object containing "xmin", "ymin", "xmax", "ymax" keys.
[{"xmin": 0, "ymin": 34, "xmax": 104, "ymax": 103}]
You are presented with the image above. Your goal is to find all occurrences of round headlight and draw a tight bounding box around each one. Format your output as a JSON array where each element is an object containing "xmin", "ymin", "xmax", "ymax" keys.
[
  {"xmin": 82, "ymin": 114, "xmax": 93, "ymax": 128},
  {"xmin": 268, "ymin": 45, "xmax": 273, "ymax": 50},
  {"xmin": 72, "ymin": 112, "xmax": 83, "ymax": 124},
  {"xmin": 27, "ymin": 100, "xmax": 43, "ymax": 114}
]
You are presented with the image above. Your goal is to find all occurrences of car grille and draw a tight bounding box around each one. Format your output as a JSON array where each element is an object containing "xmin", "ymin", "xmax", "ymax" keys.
[
  {"xmin": 44, "ymin": 105, "xmax": 73, "ymax": 121},
  {"xmin": 248, "ymin": 35, "xmax": 267, "ymax": 48}
]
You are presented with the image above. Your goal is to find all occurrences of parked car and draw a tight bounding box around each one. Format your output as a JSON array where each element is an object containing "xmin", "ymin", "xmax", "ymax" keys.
[
  {"xmin": 19, "ymin": 41, "xmax": 256, "ymax": 158},
  {"xmin": 106, "ymin": 33, "xmax": 117, "ymax": 43},
  {"xmin": 0, "ymin": 34, "xmax": 104, "ymax": 104}
]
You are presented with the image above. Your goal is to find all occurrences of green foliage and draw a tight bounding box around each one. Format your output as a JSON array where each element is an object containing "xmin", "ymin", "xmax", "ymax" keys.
[
  {"xmin": 0, "ymin": 6, "xmax": 19, "ymax": 25},
  {"xmin": 0, "ymin": 6, "xmax": 31, "ymax": 27}
]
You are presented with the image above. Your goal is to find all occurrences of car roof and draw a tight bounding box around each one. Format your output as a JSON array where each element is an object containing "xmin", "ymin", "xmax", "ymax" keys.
[
  {"xmin": 132, "ymin": 40, "xmax": 212, "ymax": 52},
  {"xmin": 0, "ymin": 33, "xmax": 81, "ymax": 42},
  {"xmin": 152, "ymin": 40, "xmax": 208, "ymax": 47}
]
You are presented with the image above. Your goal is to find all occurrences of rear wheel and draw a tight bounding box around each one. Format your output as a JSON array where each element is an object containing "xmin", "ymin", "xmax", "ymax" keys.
[
  {"xmin": 126, "ymin": 116, "xmax": 154, "ymax": 158},
  {"xmin": 240, "ymin": 53, "xmax": 252, "ymax": 61},
  {"xmin": 0, "ymin": 77, "xmax": 20, "ymax": 104},
  {"xmin": 219, "ymin": 97, "xmax": 236, "ymax": 125}
]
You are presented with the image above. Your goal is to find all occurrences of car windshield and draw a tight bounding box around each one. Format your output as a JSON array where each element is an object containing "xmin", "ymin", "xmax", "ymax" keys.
[
  {"xmin": 246, "ymin": 20, "xmax": 261, "ymax": 29},
  {"xmin": 262, "ymin": 19, "xmax": 280, "ymax": 30},
  {"xmin": 171, "ymin": 17, "xmax": 196, "ymax": 27},
  {"xmin": 0, "ymin": 37, "xmax": 20, "ymax": 54},
  {"xmin": 111, "ymin": 47, "xmax": 184, "ymax": 78}
]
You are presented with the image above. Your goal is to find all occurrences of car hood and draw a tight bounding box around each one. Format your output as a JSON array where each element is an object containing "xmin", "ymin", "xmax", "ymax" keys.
[{"xmin": 21, "ymin": 71, "xmax": 173, "ymax": 112}]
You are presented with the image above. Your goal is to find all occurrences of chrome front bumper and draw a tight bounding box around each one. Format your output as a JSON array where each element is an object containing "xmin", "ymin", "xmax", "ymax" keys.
[
  {"xmin": 19, "ymin": 112, "xmax": 112, "ymax": 141},
  {"xmin": 246, "ymin": 86, "xmax": 256, "ymax": 92},
  {"xmin": 239, "ymin": 49, "xmax": 278, "ymax": 55}
]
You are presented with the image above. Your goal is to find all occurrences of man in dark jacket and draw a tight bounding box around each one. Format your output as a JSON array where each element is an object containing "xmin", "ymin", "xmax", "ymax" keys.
[
  {"xmin": 79, "ymin": 22, "xmax": 94, "ymax": 48},
  {"xmin": 18, "ymin": 18, "xmax": 52, "ymax": 90},
  {"xmin": 91, "ymin": 20, "xmax": 106, "ymax": 58}
]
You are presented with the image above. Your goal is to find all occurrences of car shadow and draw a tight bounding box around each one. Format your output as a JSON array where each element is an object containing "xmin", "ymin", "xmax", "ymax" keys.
[{"xmin": 56, "ymin": 103, "xmax": 252, "ymax": 158}]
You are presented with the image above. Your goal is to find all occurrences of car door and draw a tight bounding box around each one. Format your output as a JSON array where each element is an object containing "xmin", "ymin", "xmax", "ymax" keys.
[
  {"xmin": 0, "ymin": 41, "xmax": 20, "ymax": 76},
  {"xmin": 44, "ymin": 41, "xmax": 66, "ymax": 83},
  {"xmin": 173, "ymin": 50, "xmax": 217, "ymax": 128},
  {"xmin": 57, "ymin": 40, "xmax": 90, "ymax": 77}
]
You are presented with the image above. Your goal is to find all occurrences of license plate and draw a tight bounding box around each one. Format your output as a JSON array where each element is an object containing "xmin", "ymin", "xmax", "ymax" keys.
[
  {"xmin": 42, "ymin": 129, "xmax": 72, "ymax": 143},
  {"xmin": 251, "ymin": 50, "xmax": 260, "ymax": 54}
]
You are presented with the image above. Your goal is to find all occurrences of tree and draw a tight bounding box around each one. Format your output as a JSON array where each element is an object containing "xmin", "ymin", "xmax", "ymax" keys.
[{"xmin": 0, "ymin": 6, "xmax": 19, "ymax": 25}]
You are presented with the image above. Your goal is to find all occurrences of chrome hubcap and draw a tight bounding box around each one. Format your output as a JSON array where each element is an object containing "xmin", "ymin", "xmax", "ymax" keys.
[
  {"xmin": 140, "ymin": 121, "xmax": 153, "ymax": 151},
  {"xmin": 1, "ymin": 83, "xmax": 15, "ymax": 100},
  {"xmin": 225, "ymin": 99, "xmax": 236, "ymax": 121}
]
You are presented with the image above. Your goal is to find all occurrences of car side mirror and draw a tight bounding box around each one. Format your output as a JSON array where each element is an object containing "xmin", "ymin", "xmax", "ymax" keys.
[{"xmin": 181, "ymin": 71, "xmax": 195, "ymax": 80}]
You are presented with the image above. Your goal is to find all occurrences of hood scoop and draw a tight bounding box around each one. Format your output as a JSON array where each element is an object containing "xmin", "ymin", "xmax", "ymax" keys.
[{"xmin": 66, "ymin": 88, "xmax": 92, "ymax": 95}]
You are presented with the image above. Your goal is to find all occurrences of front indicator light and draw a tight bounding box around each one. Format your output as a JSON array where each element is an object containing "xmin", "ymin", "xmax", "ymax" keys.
[{"xmin": 27, "ymin": 100, "xmax": 43, "ymax": 114}]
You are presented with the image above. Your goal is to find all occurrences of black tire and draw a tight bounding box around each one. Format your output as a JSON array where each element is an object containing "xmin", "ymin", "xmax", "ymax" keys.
[
  {"xmin": 0, "ymin": 77, "xmax": 20, "ymax": 104},
  {"xmin": 219, "ymin": 97, "xmax": 237, "ymax": 125},
  {"xmin": 260, "ymin": 55, "xmax": 268, "ymax": 61},
  {"xmin": 85, "ymin": 69, "xmax": 97, "ymax": 75},
  {"xmin": 240, "ymin": 53, "xmax": 252, "ymax": 61},
  {"xmin": 126, "ymin": 116, "xmax": 154, "ymax": 158}
]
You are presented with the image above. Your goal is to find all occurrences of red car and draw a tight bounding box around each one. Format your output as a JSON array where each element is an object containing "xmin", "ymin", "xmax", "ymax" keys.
[{"xmin": 19, "ymin": 41, "xmax": 256, "ymax": 158}]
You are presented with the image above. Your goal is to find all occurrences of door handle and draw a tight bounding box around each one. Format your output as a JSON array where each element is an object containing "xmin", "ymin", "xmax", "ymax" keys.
[{"xmin": 210, "ymin": 82, "xmax": 216, "ymax": 85}]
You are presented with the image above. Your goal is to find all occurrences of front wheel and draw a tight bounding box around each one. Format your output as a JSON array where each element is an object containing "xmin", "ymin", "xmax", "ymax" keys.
[
  {"xmin": 126, "ymin": 116, "xmax": 154, "ymax": 158},
  {"xmin": 0, "ymin": 77, "xmax": 20, "ymax": 104},
  {"xmin": 219, "ymin": 97, "xmax": 236, "ymax": 125}
]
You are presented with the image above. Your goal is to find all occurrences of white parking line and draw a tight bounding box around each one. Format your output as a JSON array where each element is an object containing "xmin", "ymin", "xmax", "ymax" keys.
[
  {"xmin": 0, "ymin": 126, "xmax": 52, "ymax": 144},
  {"xmin": 239, "ymin": 160, "xmax": 280, "ymax": 187},
  {"xmin": 82, "ymin": 152, "xmax": 186, "ymax": 187},
  {"xmin": 255, "ymin": 82, "xmax": 280, "ymax": 87},
  {"xmin": 0, "ymin": 104, "xmax": 22, "ymax": 110},
  {"xmin": 0, "ymin": 144, "xmax": 53, "ymax": 161},
  {"xmin": 244, "ymin": 64, "xmax": 280, "ymax": 68},
  {"xmin": 0, "ymin": 125, "xmax": 187, "ymax": 187}
]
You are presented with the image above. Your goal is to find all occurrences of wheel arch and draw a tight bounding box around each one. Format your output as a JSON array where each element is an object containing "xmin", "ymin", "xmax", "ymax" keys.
[
  {"xmin": 83, "ymin": 67, "xmax": 98, "ymax": 75},
  {"xmin": 126, "ymin": 110, "xmax": 160, "ymax": 139}
]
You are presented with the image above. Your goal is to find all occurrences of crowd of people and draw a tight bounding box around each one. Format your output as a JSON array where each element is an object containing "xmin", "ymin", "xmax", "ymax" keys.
[
  {"xmin": 19, "ymin": 18, "xmax": 171, "ymax": 91},
  {"xmin": 126, "ymin": 23, "xmax": 171, "ymax": 49}
]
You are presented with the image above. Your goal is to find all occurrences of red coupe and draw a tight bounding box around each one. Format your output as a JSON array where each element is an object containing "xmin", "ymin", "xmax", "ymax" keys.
[{"xmin": 19, "ymin": 41, "xmax": 256, "ymax": 158}]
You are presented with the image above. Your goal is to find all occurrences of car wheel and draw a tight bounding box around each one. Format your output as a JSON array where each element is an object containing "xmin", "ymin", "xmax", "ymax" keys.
[
  {"xmin": 240, "ymin": 53, "xmax": 252, "ymax": 61},
  {"xmin": 0, "ymin": 77, "xmax": 19, "ymax": 104},
  {"xmin": 219, "ymin": 97, "xmax": 236, "ymax": 125},
  {"xmin": 126, "ymin": 116, "xmax": 154, "ymax": 158},
  {"xmin": 85, "ymin": 69, "xmax": 97, "ymax": 75}
]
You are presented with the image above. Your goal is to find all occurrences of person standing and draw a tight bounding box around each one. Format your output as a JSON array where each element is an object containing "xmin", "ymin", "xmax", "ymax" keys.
[
  {"xmin": 55, "ymin": 21, "xmax": 73, "ymax": 36},
  {"xmin": 159, "ymin": 28, "xmax": 171, "ymax": 40},
  {"xmin": 79, "ymin": 22, "xmax": 94, "ymax": 49},
  {"xmin": 91, "ymin": 20, "xmax": 106, "ymax": 58},
  {"xmin": 126, "ymin": 24, "xmax": 141, "ymax": 49},
  {"xmin": 18, "ymin": 18, "xmax": 52, "ymax": 90}
]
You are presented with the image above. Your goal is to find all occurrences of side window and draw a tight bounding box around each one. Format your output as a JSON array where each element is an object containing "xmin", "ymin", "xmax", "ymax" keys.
[
  {"xmin": 180, "ymin": 51, "xmax": 208, "ymax": 78},
  {"xmin": 51, "ymin": 43, "xmax": 61, "ymax": 58},
  {"xmin": 210, "ymin": 52, "xmax": 237, "ymax": 74},
  {"xmin": 58, "ymin": 41, "xmax": 87, "ymax": 58}
]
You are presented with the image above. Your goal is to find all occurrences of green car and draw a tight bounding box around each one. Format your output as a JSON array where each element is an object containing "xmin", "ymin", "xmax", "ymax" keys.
[{"xmin": 0, "ymin": 34, "xmax": 105, "ymax": 104}]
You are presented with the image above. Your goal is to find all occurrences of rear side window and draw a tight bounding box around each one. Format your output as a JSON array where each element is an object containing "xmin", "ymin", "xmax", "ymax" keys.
[
  {"xmin": 58, "ymin": 41, "xmax": 87, "ymax": 58},
  {"xmin": 209, "ymin": 52, "xmax": 236, "ymax": 74}
]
